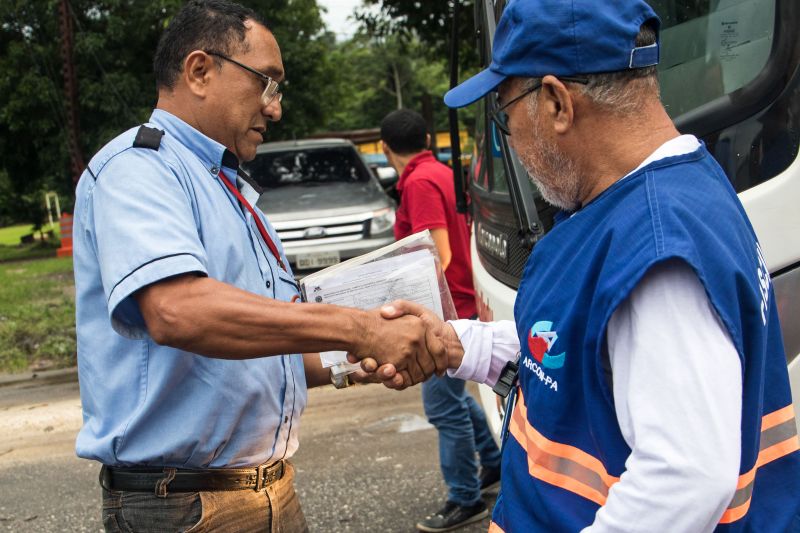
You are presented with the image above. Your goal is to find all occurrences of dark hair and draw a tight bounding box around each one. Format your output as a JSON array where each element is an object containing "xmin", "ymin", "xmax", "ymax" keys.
[
  {"xmin": 380, "ymin": 109, "xmax": 428, "ymax": 155},
  {"xmin": 153, "ymin": 0, "xmax": 267, "ymax": 90}
]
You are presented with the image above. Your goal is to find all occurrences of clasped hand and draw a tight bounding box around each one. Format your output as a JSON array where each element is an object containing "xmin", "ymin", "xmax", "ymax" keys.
[{"xmin": 347, "ymin": 300, "xmax": 456, "ymax": 389}]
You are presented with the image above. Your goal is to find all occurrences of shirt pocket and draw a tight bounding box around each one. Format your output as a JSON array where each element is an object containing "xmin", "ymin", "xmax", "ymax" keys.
[{"xmin": 274, "ymin": 270, "xmax": 301, "ymax": 303}]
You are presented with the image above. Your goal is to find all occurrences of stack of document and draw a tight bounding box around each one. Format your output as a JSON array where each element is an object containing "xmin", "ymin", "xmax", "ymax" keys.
[{"xmin": 300, "ymin": 230, "xmax": 455, "ymax": 375}]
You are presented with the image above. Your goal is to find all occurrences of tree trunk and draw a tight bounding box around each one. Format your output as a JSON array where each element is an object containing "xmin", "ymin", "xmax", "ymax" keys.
[{"xmin": 392, "ymin": 63, "xmax": 403, "ymax": 109}]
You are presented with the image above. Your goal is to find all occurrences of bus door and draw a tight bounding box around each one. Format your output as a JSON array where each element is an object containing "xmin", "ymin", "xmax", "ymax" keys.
[{"xmin": 457, "ymin": 0, "xmax": 800, "ymax": 438}]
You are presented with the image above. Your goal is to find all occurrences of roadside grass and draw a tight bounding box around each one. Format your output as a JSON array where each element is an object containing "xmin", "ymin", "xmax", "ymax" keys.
[
  {"xmin": 0, "ymin": 223, "xmax": 61, "ymax": 262},
  {"xmin": 0, "ymin": 241, "xmax": 60, "ymax": 262},
  {"xmin": 0, "ymin": 256, "xmax": 76, "ymax": 373},
  {"xmin": 0, "ymin": 224, "xmax": 38, "ymax": 245}
]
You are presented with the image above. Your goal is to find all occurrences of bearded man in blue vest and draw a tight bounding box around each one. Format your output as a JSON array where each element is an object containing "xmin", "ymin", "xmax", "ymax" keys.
[{"xmin": 372, "ymin": 0, "xmax": 800, "ymax": 530}]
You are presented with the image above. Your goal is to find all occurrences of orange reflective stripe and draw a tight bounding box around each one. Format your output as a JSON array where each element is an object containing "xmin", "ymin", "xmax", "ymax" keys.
[
  {"xmin": 527, "ymin": 457, "xmax": 609, "ymax": 507},
  {"xmin": 735, "ymin": 465, "xmax": 756, "ymax": 490},
  {"xmin": 509, "ymin": 410, "xmax": 611, "ymax": 506},
  {"xmin": 508, "ymin": 389, "xmax": 619, "ymax": 507},
  {"xmin": 757, "ymin": 436, "xmax": 800, "ymax": 467},
  {"xmin": 760, "ymin": 404, "xmax": 795, "ymax": 431},
  {"xmin": 488, "ymin": 521, "xmax": 505, "ymax": 533},
  {"xmin": 719, "ymin": 499, "xmax": 752, "ymax": 524},
  {"xmin": 515, "ymin": 391, "xmax": 620, "ymax": 488},
  {"xmin": 719, "ymin": 405, "xmax": 799, "ymax": 525}
]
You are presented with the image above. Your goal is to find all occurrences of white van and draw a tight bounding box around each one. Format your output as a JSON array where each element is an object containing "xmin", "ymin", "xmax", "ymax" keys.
[{"xmin": 452, "ymin": 0, "xmax": 800, "ymax": 438}]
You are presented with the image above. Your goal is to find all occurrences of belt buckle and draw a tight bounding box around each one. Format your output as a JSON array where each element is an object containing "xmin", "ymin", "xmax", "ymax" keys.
[
  {"xmin": 270, "ymin": 461, "xmax": 284, "ymax": 484},
  {"xmin": 255, "ymin": 464, "xmax": 266, "ymax": 491}
]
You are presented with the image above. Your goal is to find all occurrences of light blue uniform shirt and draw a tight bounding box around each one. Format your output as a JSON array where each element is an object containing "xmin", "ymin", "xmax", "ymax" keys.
[{"xmin": 73, "ymin": 109, "xmax": 307, "ymax": 468}]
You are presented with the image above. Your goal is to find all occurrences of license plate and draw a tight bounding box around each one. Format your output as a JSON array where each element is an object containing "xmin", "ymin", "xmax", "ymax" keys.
[{"xmin": 296, "ymin": 251, "xmax": 340, "ymax": 270}]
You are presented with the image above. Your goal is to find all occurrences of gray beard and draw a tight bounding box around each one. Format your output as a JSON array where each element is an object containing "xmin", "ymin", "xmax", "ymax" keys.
[{"xmin": 514, "ymin": 98, "xmax": 583, "ymax": 212}]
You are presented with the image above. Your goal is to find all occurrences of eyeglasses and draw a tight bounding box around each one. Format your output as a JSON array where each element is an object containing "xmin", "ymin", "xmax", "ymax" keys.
[
  {"xmin": 205, "ymin": 51, "xmax": 283, "ymax": 107},
  {"xmin": 490, "ymin": 77, "xmax": 589, "ymax": 136}
]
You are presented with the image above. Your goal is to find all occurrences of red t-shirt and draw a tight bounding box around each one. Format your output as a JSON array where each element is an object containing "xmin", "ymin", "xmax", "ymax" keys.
[{"xmin": 394, "ymin": 151, "xmax": 477, "ymax": 319}]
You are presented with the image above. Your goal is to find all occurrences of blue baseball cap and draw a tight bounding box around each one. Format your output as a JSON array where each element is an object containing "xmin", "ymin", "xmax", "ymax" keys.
[{"xmin": 445, "ymin": 0, "xmax": 661, "ymax": 108}]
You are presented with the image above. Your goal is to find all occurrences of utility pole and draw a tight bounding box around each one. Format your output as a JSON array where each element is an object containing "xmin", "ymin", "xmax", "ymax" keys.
[{"xmin": 58, "ymin": 0, "xmax": 85, "ymax": 189}]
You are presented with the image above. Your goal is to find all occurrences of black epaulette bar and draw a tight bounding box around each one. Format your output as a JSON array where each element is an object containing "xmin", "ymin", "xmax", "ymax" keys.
[{"xmin": 133, "ymin": 125, "xmax": 165, "ymax": 150}]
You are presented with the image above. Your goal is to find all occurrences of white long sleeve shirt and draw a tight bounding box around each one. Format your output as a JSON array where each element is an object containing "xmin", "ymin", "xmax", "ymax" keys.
[{"xmin": 449, "ymin": 137, "xmax": 743, "ymax": 532}]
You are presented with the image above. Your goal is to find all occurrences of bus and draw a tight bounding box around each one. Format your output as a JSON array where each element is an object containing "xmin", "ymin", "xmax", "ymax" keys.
[{"xmin": 449, "ymin": 0, "xmax": 800, "ymax": 439}]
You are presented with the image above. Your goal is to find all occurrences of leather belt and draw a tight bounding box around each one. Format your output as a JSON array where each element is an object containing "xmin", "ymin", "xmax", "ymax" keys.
[{"xmin": 100, "ymin": 460, "xmax": 285, "ymax": 496}]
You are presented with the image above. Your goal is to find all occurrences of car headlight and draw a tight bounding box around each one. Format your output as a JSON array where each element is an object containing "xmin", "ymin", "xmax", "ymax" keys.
[{"xmin": 370, "ymin": 208, "xmax": 396, "ymax": 235}]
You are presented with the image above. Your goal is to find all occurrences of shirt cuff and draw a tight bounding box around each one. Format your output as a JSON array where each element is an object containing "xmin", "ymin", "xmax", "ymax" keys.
[
  {"xmin": 108, "ymin": 253, "xmax": 207, "ymax": 339},
  {"xmin": 447, "ymin": 320, "xmax": 520, "ymax": 387}
]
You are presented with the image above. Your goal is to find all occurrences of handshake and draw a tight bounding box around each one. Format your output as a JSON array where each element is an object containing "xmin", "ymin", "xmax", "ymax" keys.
[{"xmin": 346, "ymin": 300, "xmax": 465, "ymax": 389}]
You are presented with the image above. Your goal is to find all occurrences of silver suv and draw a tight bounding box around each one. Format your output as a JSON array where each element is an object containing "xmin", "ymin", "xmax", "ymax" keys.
[{"xmin": 246, "ymin": 139, "xmax": 397, "ymax": 274}]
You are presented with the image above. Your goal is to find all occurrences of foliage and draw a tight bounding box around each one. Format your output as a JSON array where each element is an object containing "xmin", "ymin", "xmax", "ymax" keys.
[
  {"xmin": 0, "ymin": 256, "xmax": 75, "ymax": 373},
  {"xmin": 325, "ymin": 32, "xmax": 459, "ymax": 133},
  {"xmin": 1, "ymin": 0, "xmax": 175, "ymax": 225},
  {"xmin": 0, "ymin": 0, "xmax": 338, "ymax": 224},
  {"xmin": 0, "ymin": 0, "xmax": 467, "ymax": 226},
  {"xmin": 259, "ymin": 0, "xmax": 340, "ymax": 140},
  {"xmin": 343, "ymin": 0, "xmax": 480, "ymax": 139},
  {"xmin": 356, "ymin": 0, "xmax": 478, "ymax": 70}
]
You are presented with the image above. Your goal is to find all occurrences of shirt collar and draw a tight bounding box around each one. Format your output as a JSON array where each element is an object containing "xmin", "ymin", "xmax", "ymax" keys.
[
  {"xmin": 149, "ymin": 109, "xmax": 240, "ymax": 176},
  {"xmin": 623, "ymin": 134, "xmax": 701, "ymax": 180},
  {"xmin": 562, "ymin": 134, "xmax": 704, "ymax": 221},
  {"xmin": 398, "ymin": 151, "xmax": 436, "ymax": 191}
]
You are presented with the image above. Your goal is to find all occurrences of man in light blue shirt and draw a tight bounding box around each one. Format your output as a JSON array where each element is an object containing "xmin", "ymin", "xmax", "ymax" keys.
[{"xmin": 73, "ymin": 1, "xmax": 444, "ymax": 530}]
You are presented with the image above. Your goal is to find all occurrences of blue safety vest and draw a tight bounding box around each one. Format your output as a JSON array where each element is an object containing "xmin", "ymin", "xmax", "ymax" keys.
[{"xmin": 491, "ymin": 147, "xmax": 800, "ymax": 532}]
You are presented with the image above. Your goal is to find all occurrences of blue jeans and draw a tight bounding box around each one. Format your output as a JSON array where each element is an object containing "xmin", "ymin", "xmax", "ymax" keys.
[{"xmin": 422, "ymin": 374, "xmax": 502, "ymax": 506}]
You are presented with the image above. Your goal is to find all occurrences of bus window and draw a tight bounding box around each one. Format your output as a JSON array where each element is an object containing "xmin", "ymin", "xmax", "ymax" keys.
[
  {"xmin": 471, "ymin": 99, "xmax": 489, "ymax": 191},
  {"xmin": 649, "ymin": 0, "xmax": 799, "ymax": 192},
  {"xmin": 490, "ymin": 122, "xmax": 510, "ymax": 194},
  {"xmin": 652, "ymin": 0, "xmax": 775, "ymax": 118},
  {"xmin": 468, "ymin": 97, "xmax": 511, "ymax": 195}
]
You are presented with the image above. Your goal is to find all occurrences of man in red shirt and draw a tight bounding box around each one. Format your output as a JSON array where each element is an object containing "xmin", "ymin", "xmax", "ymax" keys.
[{"xmin": 380, "ymin": 109, "xmax": 502, "ymax": 532}]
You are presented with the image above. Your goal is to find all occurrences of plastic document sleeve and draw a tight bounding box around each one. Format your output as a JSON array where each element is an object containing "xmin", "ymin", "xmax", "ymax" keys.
[{"xmin": 299, "ymin": 230, "xmax": 457, "ymax": 374}]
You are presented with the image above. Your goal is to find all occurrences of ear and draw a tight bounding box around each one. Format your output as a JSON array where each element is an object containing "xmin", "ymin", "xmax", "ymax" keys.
[
  {"xmin": 381, "ymin": 141, "xmax": 393, "ymax": 165},
  {"xmin": 425, "ymin": 133, "xmax": 431, "ymax": 150},
  {"xmin": 182, "ymin": 51, "xmax": 215, "ymax": 98},
  {"xmin": 540, "ymin": 75, "xmax": 575, "ymax": 134}
]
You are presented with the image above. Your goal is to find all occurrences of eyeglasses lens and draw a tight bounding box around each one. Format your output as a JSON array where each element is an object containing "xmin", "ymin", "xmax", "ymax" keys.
[
  {"xmin": 261, "ymin": 81, "xmax": 282, "ymax": 106},
  {"xmin": 492, "ymin": 110, "xmax": 510, "ymax": 136}
]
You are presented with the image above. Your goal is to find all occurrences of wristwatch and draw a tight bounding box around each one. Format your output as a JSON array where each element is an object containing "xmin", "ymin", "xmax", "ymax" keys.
[{"xmin": 330, "ymin": 369, "xmax": 353, "ymax": 389}]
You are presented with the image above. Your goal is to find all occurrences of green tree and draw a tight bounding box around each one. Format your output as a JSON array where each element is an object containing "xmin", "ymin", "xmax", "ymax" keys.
[
  {"xmin": 324, "ymin": 32, "xmax": 457, "ymax": 133},
  {"xmin": 1, "ymin": 0, "xmax": 183, "ymax": 223},
  {"xmin": 255, "ymin": 0, "xmax": 338, "ymax": 139},
  {"xmin": 328, "ymin": 2, "xmax": 478, "ymax": 141},
  {"xmin": 0, "ymin": 0, "xmax": 337, "ymax": 224},
  {"xmin": 356, "ymin": 0, "xmax": 477, "ymax": 69}
]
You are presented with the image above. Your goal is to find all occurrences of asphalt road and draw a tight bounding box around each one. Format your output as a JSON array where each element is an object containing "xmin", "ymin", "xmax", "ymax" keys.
[{"xmin": 0, "ymin": 372, "xmax": 498, "ymax": 532}]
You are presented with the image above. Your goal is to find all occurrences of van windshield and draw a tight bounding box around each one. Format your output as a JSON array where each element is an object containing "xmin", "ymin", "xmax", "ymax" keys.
[{"xmin": 246, "ymin": 146, "xmax": 372, "ymax": 189}]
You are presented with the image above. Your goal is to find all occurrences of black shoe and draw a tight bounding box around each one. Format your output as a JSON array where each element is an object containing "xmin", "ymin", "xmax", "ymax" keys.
[
  {"xmin": 416, "ymin": 500, "xmax": 489, "ymax": 532},
  {"xmin": 479, "ymin": 465, "xmax": 501, "ymax": 494}
]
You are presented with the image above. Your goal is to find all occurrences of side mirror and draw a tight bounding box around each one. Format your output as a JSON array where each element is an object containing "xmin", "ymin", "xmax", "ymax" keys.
[{"xmin": 375, "ymin": 166, "xmax": 398, "ymax": 188}]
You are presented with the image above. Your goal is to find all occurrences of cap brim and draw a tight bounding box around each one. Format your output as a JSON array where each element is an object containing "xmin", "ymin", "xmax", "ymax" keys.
[{"xmin": 444, "ymin": 68, "xmax": 507, "ymax": 108}]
